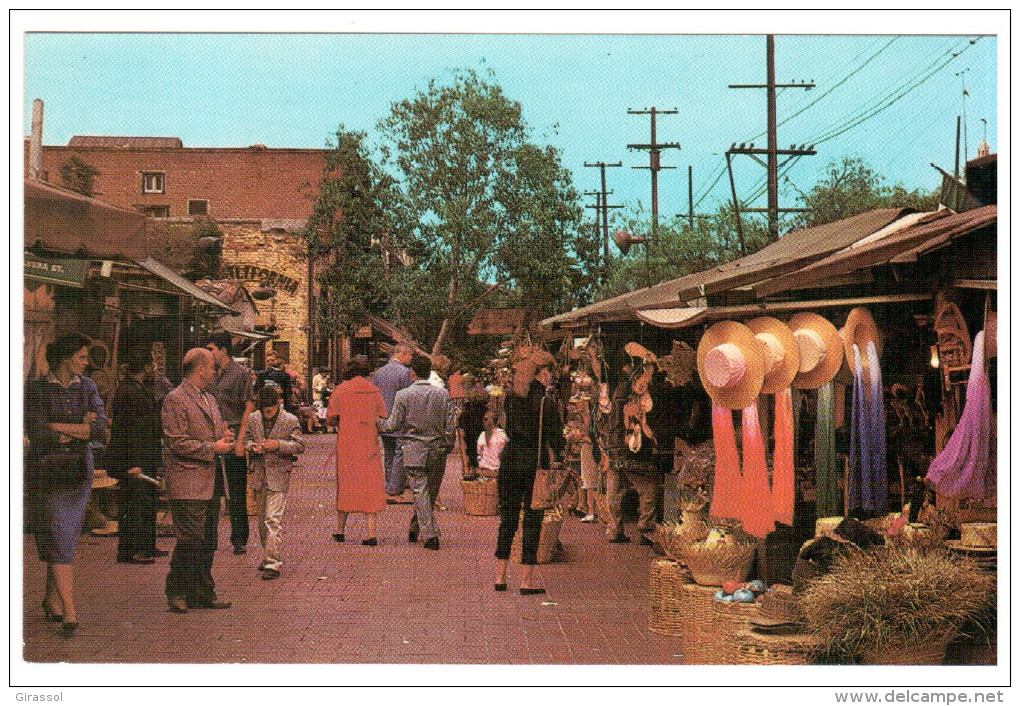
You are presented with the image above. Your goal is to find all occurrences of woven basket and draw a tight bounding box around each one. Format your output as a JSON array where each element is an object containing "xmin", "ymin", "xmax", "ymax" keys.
[
  {"xmin": 860, "ymin": 641, "xmax": 949, "ymax": 665},
  {"xmin": 710, "ymin": 599, "xmax": 759, "ymax": 663},
  {"xmin": 648, "ymin": 558, "xmax": 695, "ymax": 636},
  {"xmin": 461, "ymin": 478, "xmax": 499, "ymax": 516},
  {"xmin": 732, "ymin": 629, "xmax": 819, "ymax": 665},
  {"xmin": 677, "ymin": 583, "xmax": 725, "ymax": 664},
  {"xmin": 679, "ymin": 542, "xmax": 756, "ymax": 587},
  {"xmin": 509, "ymin": 513, "xmax": 563, "ymax": 564}
]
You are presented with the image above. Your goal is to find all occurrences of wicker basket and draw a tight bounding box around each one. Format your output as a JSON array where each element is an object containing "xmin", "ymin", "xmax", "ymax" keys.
[
  {"xmin": 732, "ymin": 629, "xmax": 820, "ymax": 665},
  {"xmin": 461, "ymin": 478, "xmax": 499, "ymax": 516},
  {"xmin": 710, "ymin": 600, "xmax": 760, "ymax": 663},
  {"xmin": 679, "ymin": 542, "xmax": 756, "ymax": 587},
  {"xmin": 860, "ymin": 641, "xmax": 949, "ymax": 665},
  {"xmin": 509, "ymin": 512, "xmax": 563, "ymax": 564},
  {"xmin": 648, "ymin": 558, "xmax": 695, "ymax": 636},
  {"xmin": 677, "ymin": 583, "xmax": 725, "ymax": 664}
]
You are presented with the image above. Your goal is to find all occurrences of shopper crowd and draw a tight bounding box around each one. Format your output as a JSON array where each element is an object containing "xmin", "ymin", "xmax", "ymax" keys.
[{"xmin": 25, "ymin": 335, "xmax": 664, "ymax": 635}]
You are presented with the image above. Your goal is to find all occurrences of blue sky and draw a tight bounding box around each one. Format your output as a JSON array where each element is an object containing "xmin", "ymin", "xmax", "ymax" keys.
[{"xmin": 18, "ymin": 11, "xmax": 1001, "ymax": 231}]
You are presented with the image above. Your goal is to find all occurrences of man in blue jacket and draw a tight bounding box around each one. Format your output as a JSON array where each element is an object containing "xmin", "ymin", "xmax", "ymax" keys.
[{"xmin": 372, "ymin": 343, "xmax": 414, "ymax": 502}]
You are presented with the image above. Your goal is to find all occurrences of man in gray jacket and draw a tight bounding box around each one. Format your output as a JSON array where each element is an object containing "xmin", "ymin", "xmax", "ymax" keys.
[{"xmin": 380, "ymin": 355, "xmax": 455, "ymax": 550}]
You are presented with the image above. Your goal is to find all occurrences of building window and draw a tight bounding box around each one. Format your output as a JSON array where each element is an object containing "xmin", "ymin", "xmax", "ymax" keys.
[
  {"xmin": 188, "ymin": 199, "xmax": 209, "ymax": 216},
  {"xmin": 140, "ymin": 205, "xmax": 170, "ymax": 218},
  {"xmin": 142, "ymin": 172, "xmax": 165, "ymax": 194}
]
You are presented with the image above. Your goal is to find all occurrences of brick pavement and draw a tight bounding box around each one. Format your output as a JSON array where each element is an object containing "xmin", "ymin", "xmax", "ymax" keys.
[{"xmin": 22, "ymin": 434, "xmax": 686, "ymax": 665}]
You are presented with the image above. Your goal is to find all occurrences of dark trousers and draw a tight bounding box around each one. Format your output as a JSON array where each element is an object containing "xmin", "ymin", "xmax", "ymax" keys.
[
  {"xmin": 220, "ymin": 451, "xmax": 250, "ymax": 548},
  {"xmin": 494, "ymin": 456, "xmax": 543, "ymax": 565},
  {"xmin": 165, "ymin": 498, "xmax": 220, "ymax": 604},
  {"xmin": 463, "ymin": 424, "xmax": 483, "ymax": 468},
  {"xmin": 117, "ymin": 477, "xmax": 158, "ymax": 560},
  {"xmin": 408, "ymin": 449, "xmax": 448, "ymax": 535}
]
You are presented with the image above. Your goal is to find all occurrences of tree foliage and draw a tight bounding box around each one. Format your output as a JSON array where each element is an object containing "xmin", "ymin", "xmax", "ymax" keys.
[
  {"xmin": 378, "ymin": 69, "xmax": 591, "ymax": 355},
  {"xmin": 59, "ymin": 155, "xmax": 100, "ymax": 197},
  {"xmin": 792, "ymin": 156, "xmax": 937, "ymax": 229},
  {"xmin": 305, "ymin": 126, "xmax": 400, "ymax": 338}
]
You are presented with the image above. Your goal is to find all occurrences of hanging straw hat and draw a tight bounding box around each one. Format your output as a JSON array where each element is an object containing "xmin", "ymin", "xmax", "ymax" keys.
[
  {"xmin": 748, "ymin": 591, "xmax": 806, "ymax": 635},
  {"xmin": 841, "ymin": 307, "xmax": 883, "ymax": 374},
  {"xmin": 746, "ymin": 317, "xmax": 801, "ymax": 395},
  {"xmin": 91, "ymin": 469, "xmax": 118, "ymax": 490},
  {"xmin": 788, "ymin": 313, "xmax": 844, "ymax": 390},
  {"xmin": 696, "ymin": 321, "xmax": 766, "ymax": 410},
  {"xmin": 511, "ymin": 349, "xmax": 555, "ymax": 397}
]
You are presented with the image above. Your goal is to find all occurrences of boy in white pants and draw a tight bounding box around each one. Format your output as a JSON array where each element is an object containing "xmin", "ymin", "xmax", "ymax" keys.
[{"xmin": 245, "ymin": 386, "xmax": 305, "ymax": 579}]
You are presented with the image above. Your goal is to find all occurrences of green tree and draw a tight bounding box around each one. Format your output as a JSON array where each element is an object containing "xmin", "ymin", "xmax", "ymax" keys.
[
  {"xmin": 305, "ymin": 126, "xmax": 400, "ymax": 338},
  {"xmin": 59, "ymin": 155, "xmax": 100, "ymax": 197},
  {"xmin": 378, "ymin": 68, "xmax": 592, "ymax": 355},
  {"xmin": 792, "ymin": 156, "xmax": 938, "ymax": 229}
]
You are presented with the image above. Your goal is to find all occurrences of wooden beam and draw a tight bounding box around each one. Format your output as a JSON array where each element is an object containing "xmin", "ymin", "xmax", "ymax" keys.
[{"xmin": 953, "ymin": 279, "xmax": 997, "ymax": 290}]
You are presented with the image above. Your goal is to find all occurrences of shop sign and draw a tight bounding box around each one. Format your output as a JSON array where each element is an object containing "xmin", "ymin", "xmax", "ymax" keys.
[
  {"xmin": 25, "ymin": 253, "xmax": 87, "ymax": 288},
  {"xmin": 354, "ymin": 325, "xmax": 373, "ymax": 339}
]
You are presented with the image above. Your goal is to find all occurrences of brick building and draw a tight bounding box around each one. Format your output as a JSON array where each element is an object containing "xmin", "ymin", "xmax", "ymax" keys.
[{"xmin": 28, "ymin": 136, "xmax": 327, "ymax": 380}]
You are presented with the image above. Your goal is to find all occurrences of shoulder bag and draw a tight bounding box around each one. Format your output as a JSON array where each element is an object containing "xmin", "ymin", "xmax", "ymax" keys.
[{"xmin": 530, "ymin": 397, "xmax": 575, "ymax": 511}]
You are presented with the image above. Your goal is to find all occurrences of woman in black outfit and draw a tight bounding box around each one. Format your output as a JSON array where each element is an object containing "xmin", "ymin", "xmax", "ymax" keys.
[{"xmin": 494, "ymin": 350, "xmax": 563, "ymax": 595}]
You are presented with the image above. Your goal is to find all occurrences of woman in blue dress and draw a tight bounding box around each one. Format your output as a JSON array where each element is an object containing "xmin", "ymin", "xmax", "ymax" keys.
[{"xmin": 25, "ymin": 334, "xmax": 107, "ymax": 636}]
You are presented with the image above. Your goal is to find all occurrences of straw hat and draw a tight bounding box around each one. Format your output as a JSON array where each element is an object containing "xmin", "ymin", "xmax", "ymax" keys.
[
  {"xmin": 746, "ymin": 317, "xmax": 801, "ymax": 394},
  {"xmin": 841, "ymin": 308, "xmax": 882, "ymax": 374},
  {"xmin": 788, "ymin": 313, "xmax": 844, "ymax": 390},
  {"xmin": 91, "ymin": 469, "xmax": 118, "ymax": 489},
  {"xmin": 696, "ymin": 320, "xmax": 765, "ymax": 410},
  {"xmin": 511, "ymin": 349, "xmax": 556, "ymax": 397},
  {"xmin": 748, "ymin": 591, "xmax": 806, "ymax": 635}
]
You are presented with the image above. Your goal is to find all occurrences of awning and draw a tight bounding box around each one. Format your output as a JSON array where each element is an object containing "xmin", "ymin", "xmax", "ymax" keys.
[
  {"xmin": 635, "ymin": 307, "xmax": 707, "ymax": 329},
  {"xmin": 25, "ymin": 179, "xmax": 147, "ymax": 259},
  {"xmin": 222, "ymin": 328, "xmax": 273, "ymax": 341},
  {"xmin": 135, "ymin": 257, "xmax": 240, "ymax": 314}
]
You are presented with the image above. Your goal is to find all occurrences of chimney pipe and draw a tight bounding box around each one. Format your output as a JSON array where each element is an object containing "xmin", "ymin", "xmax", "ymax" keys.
[{"xmin": 28, "ymin": 99, "xmax": 43, "ymax": 181}]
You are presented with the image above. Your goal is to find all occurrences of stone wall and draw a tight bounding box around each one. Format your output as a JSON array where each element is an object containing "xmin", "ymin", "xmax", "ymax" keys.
[{"xmin": 220, "ymin": 221, "xmax": 310, "ymax": 380}]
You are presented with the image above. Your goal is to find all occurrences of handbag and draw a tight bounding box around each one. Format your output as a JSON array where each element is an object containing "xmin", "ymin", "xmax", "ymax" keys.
[
  {"xmin": 530, "ymin": 397, "xmax": 576, "ymax": 510},
  {"xmin": 35, "ymin": 450, "xmax": 89, "ymax": 487}
]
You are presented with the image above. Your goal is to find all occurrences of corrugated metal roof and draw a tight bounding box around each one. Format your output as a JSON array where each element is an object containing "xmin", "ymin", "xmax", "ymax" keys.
[
  {"xmin": 753, "ymin": 206, "xmax": 997, "ymax": 298},
  {"xmin": 674, "ymin": 208, "xmax": 911, "ymax": 301},
  {"xmin": 68, "ymin": 136, "xmax": 183, "ymax": 149},
  {"xmin": 135, "ymin": 258, "xmax": 240, "ymax": 314},
  {"xmin": 541, "ymin": 208, "xmax": 910, "ymax": 330}
]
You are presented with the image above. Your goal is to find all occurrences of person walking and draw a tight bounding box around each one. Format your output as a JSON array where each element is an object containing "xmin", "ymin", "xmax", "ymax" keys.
[
  {"xmin": 25, "ymin": 333, "xmax": 108, "ymax": 636},
  {"xmin": 161, "ymin": 348, "xmax": 235, "ymax": 613},
  {"xmin": 256, "ymin": 349, "xmax": 295, "ymax": 414},
  {"xmin": 494, "ymin": 350, "xmax": 564, "ymax": 595},
  {"xmin": 205, "ymin": 332, "xmax": 255, "ymax": 555},
  {"xmin": 372, "ymin": 343, "xmax": 414, "ymax": 503},
  {"xmin": 379, "ymin": 355, "xmax": 455, "ymax": 550},
  {"xmin": 105, "ymin": 343, "xmax": 164, "ymax": 564},
  {"xmin": 326, "ymin": 358, "xmax": 388, "ymax": 545},
  {"xmin": 245, "ymin": 386, "xmax": 304, "ymax": 579}
]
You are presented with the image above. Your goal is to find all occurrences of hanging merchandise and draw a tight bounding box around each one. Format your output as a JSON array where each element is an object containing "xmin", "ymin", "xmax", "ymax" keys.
[
  {"xmin": 622, "ymin": 342, "xmax": 658, "ymax": 453},
  {"xmin": 841, "ymin": 308, "xmax": 887, "ymax": 518},
  {"xmin": 814, "ymin": 381, "xmax": 840, "ymax": 518},
  {"xmin": 926, "ymin": 330, "xmax": 992, "ymax": 500},
  {"xmin": 747, "ymin": 317, "xmax": 801, "ymax": 527},
  {"xmin": 696, "ymin": 321, "xmax": 771, "ymax": 538},
  {"xmin": 787, "ymin": 313, "xmax": 846, "ymax": 518}
]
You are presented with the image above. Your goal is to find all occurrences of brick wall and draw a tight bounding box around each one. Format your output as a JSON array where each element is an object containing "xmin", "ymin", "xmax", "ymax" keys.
[
  {"xmin": 32, "ymin": 143, "xmax": 326, "ymax": 220},
  {"xmin": 220, "ymin": 222, "xmax": 310, "ymax": 381}
]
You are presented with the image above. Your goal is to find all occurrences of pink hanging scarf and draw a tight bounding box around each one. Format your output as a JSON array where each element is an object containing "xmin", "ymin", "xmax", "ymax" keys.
[
  {"xmin": 740, "ymin": 402, "xmax": 776, "ymax": 538},
  {"xmin": 710, "ymin": 403, "xmax": 742, "ymax": 519},
  {"xmin": 926, "ymin": 331, "xmax": 991, "ymax": 499},
  {"xmin": 772, "ymin": 388, "xmax": 795, "ymax": 526}
]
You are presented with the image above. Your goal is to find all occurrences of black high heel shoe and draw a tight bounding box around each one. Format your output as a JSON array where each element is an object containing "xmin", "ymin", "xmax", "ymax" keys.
[
  {"xmin": 61, "ymin": 620, "xmax": 79, "ymax": 637},
  {"xmin": 332, "ymin": 533, "xmax": 345, "ymax": 543},
  {"xmin": 41, "ymin": 600, "xmax": 63, "ymax": 623}
]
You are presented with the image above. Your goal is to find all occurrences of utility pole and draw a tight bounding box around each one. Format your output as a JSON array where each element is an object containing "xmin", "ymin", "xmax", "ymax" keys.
[
  {"xmin": 583, "ymin": 161, "xmax": 623, "ymax": 269},
  {"xmin": 729, "ymin": 35, "xmax": 815, "ymax": 239},
  {"xmin": 954, "ymin": 116, "xmax": 961, "ymax": 178},
  {"xmin": 627, "ymin": 107, "xmax": 681, "ymax": 287},
  {"xmin": 956, "ymin": 69, "xmax": 970, "ymax": 165},
  {"xmin": 676, "ymin": 164, "xmax": 711, "ymax": 229}
]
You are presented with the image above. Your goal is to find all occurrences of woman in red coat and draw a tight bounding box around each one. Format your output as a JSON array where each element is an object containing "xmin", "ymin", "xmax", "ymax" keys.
[{"xmin": 326, "ymin": 358, "xmax": 387, "ymax": 545}]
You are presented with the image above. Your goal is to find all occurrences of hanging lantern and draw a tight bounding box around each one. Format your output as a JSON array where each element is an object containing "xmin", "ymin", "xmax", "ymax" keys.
[{"xmin": 197, "ymin": 235, "xmax": 222, "ymax": 254}]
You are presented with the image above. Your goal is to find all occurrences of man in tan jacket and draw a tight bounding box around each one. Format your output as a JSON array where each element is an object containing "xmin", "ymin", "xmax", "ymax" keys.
[{"xmin": 161, "ymin": 348, "xmax": 235, "ymax": 613}]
